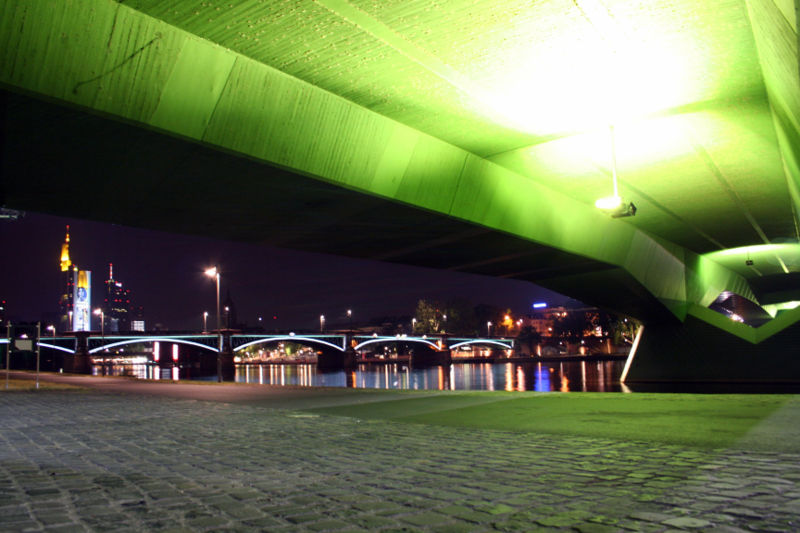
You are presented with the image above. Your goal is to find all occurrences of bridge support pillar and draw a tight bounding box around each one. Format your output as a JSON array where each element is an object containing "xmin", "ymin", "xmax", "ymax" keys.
[
  {"xmin": 63, "ymin": 332, "xmax": 91, "ymax": 374},
  {"xmin": 624, "ymin": 317, "xmax": 800, "ymax": 384},
  {"xmin": 410, "ymin": 349, "xmax": 452, "ymax": 368},
  {"xmin": 217, "ymin": 350, "xmax": 235, "ymax": 381},
  {"xmin": 317, "ymin": 348, "xmax": 357, "ymax": 372},
  {"xmin": 216, "ymin": 331, "xmax": 236, "ymax": 381}
]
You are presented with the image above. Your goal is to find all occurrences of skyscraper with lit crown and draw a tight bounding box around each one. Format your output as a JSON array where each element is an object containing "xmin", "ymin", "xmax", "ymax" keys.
[
  {"xmin": 103, "ymin": 263, "xmax": 133, "ymax": 332},
  {"xmin": 57, "ymin": 225, "xmax": 91, "ymax": 332},
  {"xmin": 58, "ymin": 225, "xmax": 75, "ymax": 332}
]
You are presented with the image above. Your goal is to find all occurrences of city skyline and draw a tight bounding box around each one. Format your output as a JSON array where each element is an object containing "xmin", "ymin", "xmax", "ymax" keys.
[{"xmin": 0, "ymin": 211, "xmax": 568, "ymax": 331}]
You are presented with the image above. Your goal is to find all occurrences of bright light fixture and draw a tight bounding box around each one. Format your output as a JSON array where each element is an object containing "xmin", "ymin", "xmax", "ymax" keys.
[
  {"xmin": 595, "ymin": 126, "xmax": 636, "ymax": 217},
  {"xmin": 204, "ymin": 267, "xmax": 217, "ymax": 277},
  {"xmin": 595, "ymin": 195, "xmax": 623, "ymax": 209}
]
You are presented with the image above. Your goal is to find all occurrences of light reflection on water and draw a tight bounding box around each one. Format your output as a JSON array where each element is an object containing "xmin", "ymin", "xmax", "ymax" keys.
[
  {"xmin": 91, "ymin": 361, "xmax": 625, "ymax": 392},
  {"xmin": 233, "ymin": 361, "xmax": 625, "ymax": 392},
  {"xmin": 91, "ymin": 361, "xmax": 800, "ymax": 393}
]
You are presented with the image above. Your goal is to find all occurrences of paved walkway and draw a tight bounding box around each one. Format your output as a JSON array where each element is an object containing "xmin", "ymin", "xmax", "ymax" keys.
[{"xmin": 1, "ymin": 374, "xmax": 799, "ymax": 532}]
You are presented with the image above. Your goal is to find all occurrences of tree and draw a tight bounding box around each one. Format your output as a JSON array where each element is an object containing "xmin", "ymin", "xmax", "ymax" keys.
[
  {"xmin": 440, "ymin": 299, "xmax": 476, "ymax": 336},
  {"xmin": 413, "ymin": 299, "xmax": 443, "ymax": 334},
  {"xmin": 517, "ymin": 325, "xmax": 542, "ymax": 356},
  {"xmin": 611, "ymin": 317, "xmax": 640, "ymax": 345},
  {"xmin": 552, "ymin": 311, "xmax": 591, "ymax": 340},
  {"xmin": 591, "ymin": 310, "xmax": 615, "ymax": 337},
  {"xmin": 552, "ymin": 311, "xmax": 592, "ymax": 353},
  {"xmin": 473, "ymin": 303, "xmax": 502, "ymax": 336}
]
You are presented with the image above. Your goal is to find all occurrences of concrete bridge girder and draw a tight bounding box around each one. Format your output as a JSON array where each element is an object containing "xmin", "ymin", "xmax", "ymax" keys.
[
  {"xmin": 0, "ymin": 0, "xmax": 749, "ymax": 322},
  {"xmin": 233, "ymin": 336, "xmax": 346, "ymax": 353},
  {"xmin": 87, "ymin": 337, "xmax": 219, "ymax": 355}
]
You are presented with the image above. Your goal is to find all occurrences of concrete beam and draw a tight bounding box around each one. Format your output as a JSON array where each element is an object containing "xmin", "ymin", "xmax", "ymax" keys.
[{"xmin": 0, "ymin": 0, "xmax": 756, "ymax": 323}]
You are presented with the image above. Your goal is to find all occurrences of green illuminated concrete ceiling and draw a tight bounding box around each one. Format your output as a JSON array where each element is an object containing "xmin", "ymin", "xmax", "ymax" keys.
[
  {"xmin": 113, "ymin": 0, "xmax": 800, "ymax": 253},
  {"xmin": 1, "ymin": 0, "xmax": 799, "ymax": 323}
]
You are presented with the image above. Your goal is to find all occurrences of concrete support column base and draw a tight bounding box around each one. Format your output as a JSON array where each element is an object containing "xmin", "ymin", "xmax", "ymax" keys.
[
  {"xmin": 625, "ymin": 316, "xmax": 800, "ymax": 384},
  {"xmin": 410, "ymin": 349, "xmax": 452, "ymax": 368},
  {"xmin": 65, "ymin": 353, "xmax": 91, "ymax": 374},
  {"xmin": 317, "ymin": 350, "xmax": 358, "ymax": 371},
  {"xmin": 218, "ymin": 351, "xmax": 235, "ymax": 382}
]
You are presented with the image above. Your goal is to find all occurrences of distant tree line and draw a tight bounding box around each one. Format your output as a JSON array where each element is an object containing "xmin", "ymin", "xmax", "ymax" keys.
[{"xmin": 392, "ymin": 299, "xmax": 642, "ymax": 353}]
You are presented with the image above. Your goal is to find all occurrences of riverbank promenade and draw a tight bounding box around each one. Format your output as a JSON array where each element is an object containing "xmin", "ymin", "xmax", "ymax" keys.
[{"xmin": 2, "ymin": 373, "xmax": 799, "ymax": 532}]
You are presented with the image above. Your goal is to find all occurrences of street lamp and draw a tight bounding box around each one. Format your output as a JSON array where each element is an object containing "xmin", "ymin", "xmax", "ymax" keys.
[
  {"xmin": 205, "ymin": 267, "xmax": 222, "ymax": 382},
  {"xmin": 412, "ymin": 318, "xmax": 417, "ymax": 334},
  {"xmin": 94, "ymin": 309, "xmax": 105, "ymax": 353},
  {"xmin": 93, "ymin": 309, "xmax": 104, "ymax": 336},
  {"xmin": 68, "ymin": 310, "xmax": 73, "ymax": 331},
  {"xmin": 203, "ymin": 311, "xmax": 208, "ymax": 333},
  {"xmin": 320, "ymin": 314, "xmax": 325, "ymax": 333},
  {"xmin": 347, "ymin": 309, "xmax": 352, "ymax": 332},
  {"xmin": 46, "ymin": 325, "xmax": 56, "ymax": 337},
  {"xmin": 224, "ymin": 306, "xmax": 230, "ymax": 329},
  {"xmin": 487, "ymin": 321, "xmax": 492, "ymax": 337}
]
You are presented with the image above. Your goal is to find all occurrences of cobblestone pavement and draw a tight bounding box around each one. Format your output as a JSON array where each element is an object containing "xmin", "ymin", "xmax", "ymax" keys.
[{"xmin": 1, "ymin": 388, "xmax": 799, "ymax": 532}]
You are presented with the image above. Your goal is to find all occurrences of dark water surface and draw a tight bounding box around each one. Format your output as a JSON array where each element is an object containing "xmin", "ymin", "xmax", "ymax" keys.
[
  {"xmin": 235, "ymin": 361, "xmax": 626, "ymax": 391},
  {"xmin": 91, "ymin": 359, "xmax": 800, "ymax": 393},
  {"xmin": 93, "ymin": 360, "xmax": 627, "ymax": 392}
]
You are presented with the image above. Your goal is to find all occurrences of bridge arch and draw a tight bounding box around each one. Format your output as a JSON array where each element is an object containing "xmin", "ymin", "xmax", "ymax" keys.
[
  {"xmin": 37, "ymin": 342, "xmax": 76, "ymax": 354},
  {"xmin": 234, "ymin": 336, "xmax": 345, "ymax": 353},
  {"xmin": 449, "ymin": 340, "xmax": 514, "ymax": 351},
  {"xmin": 88, "ymin": 337, "xmax": 219, "ymax": 355},
  {"xmin": 353, "ymin": 337, "xmax": 441, "ymax": 351}
]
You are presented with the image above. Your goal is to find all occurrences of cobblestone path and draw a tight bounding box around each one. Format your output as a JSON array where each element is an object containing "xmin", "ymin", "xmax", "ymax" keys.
[{"xmin": 1, "ymin": 390, "xmax": 798, "ymax": 532}]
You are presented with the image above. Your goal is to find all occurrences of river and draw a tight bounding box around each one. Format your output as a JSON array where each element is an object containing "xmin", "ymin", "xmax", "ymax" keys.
[{"xmin": 93, "ymin": 359, "xmax": 627, "ymax": 392}]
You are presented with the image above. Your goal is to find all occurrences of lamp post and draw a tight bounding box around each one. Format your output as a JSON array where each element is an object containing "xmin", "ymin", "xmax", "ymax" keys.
[
  {"xmin": 411, "ymin": 318, "xmax": 417, "ymax": 334},
  {"xmin": 93, "ymin": 309, "xmax": 104, "ymax": 338},
  {"xmin": 320, "ymin": 315, "xmax": 325, "ymax": 333},
  {"xmin": 487, "ymin": 321, "xmax": 492, "ymax": 337},
  {"xmin": 203, "ymin": 311, "xmax": 208, "ymax": 333},
  {"xmin": 347, "ymin": 309, "xmax": 352, "ymax": 332},
  {"xmin": 204, "ymin": 267, "xmax": 222, "ymax": 381},
  {"xmin": 224, "ymin": 306, "xmax": 230, "ymax": 329},
  {"xmin": 46, "ymin": 325, "xmax": 56, "ymax": 337},
  {"xmin": 94, "ymin": 309, "xmax": 105, "ymax": 354},
  {"xmin": 68, "ymin": 310, "xmax": 73, "ymax": 331}
]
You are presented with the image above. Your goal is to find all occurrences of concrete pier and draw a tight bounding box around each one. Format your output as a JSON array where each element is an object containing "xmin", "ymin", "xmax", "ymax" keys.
[{"xmin": 409, "ymin": 348, "xmax": 452, "ymax": 367}]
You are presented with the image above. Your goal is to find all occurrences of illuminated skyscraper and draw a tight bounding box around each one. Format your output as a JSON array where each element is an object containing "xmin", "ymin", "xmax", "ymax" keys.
[
  {"xmin": 102, "ymin": 263, "xmax": 132, "ymax": 332},
  {"xmin": 73, "ymin": 269, "xmax": 91, "ymax": 331},
  {"xmin": 57, "ymin": 225, "xmax": 91, "ymax": 332},
  {"xmin": 57, "ymin": 225, "xmax": 75, "ymax": 332}
]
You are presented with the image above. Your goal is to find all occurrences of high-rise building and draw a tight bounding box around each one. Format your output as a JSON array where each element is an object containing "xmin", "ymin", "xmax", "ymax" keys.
[
  {"xmin": 57, "ymin": 226, "xmax": 75, "ymax": 332},
  {"xmin": 102, "ymin": 263, "xmax": 132, "ymax": 332},
  {"xmin": 223, "ymin": 290, "xmax": 238, "ymax": 329},
  {"xmin": 131, "ymin": 305, "xmax": 145, "ymax": 332},
  {"xmin": 57, "ymin": 225, "xmax": 91, "ymax": 332}
]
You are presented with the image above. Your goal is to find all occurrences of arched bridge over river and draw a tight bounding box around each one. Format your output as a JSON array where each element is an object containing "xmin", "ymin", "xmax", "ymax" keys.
[{"xmin": 5, "ymin": 333, "xmax": 514, "ymax": 374}]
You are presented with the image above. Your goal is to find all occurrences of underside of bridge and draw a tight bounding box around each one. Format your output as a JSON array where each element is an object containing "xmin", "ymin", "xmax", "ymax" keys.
[{"xmin": 1, "ymin": 0, "xmax": 800, "ymax": 381}]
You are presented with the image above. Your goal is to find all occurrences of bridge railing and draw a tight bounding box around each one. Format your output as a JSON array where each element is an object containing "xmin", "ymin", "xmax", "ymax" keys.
[
  {"xmin": 28, "ymin": 333, "xmax": 514, "ymax": 355},
  {"xmin": 87, "ymin": 335, "xmax": 220, "ymax": 354},
  {"xmin": 231, "ymin": 334, "xmax": 347, "ymax": 352}
]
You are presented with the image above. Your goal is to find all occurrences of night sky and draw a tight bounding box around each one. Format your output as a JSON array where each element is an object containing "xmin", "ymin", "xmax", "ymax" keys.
[{"xmin": 0, "ymin": 211, "xmax": 567, "ymax": 331}]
